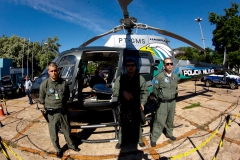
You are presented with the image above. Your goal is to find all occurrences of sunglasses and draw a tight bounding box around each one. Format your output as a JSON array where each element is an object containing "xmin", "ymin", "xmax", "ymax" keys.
[
  {"xmin": 126, "ymin": 64, "xmax": 136, "ymax": 67},
  {"xmin": 165, "ymin": 63, "xmax": 173, "ymax": 66}
]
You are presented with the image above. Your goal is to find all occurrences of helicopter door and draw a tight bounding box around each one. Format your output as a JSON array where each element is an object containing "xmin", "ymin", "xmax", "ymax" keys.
[{"xmin": 123, "ymin": 50, "xmax": 155, "ymax": 86}]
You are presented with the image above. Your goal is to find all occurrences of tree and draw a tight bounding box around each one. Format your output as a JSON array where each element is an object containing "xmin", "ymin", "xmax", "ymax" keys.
[
  {"xmin": 86, "ymin": 62, "xmax": 98, "ymax": 75},
  {"xmin": 176, "ymin": 47, "xmax": 205, "ymax": 61},
  {"xmin": 0, "ymin": 35, "xmax": 61, "ymax": 76},
  {"xmin": 209, "ymin": 2, "xmax": 240, "ymax": 69}
]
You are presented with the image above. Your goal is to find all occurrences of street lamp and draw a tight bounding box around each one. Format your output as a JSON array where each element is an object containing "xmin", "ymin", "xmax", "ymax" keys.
[{"xmin": 195, "ymin": 17, "xmax": 206, "ymax": 52}]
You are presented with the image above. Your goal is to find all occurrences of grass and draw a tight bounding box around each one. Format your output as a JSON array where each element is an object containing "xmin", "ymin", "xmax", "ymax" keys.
[{"xmin": 182, "ymin": 102, "xmax": 201, "ymax": 110}]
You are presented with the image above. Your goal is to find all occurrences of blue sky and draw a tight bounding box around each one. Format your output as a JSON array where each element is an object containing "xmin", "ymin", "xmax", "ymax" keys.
[{"xmin": 0, "ymin": 0, "xmax": 235, "ymax": 52}]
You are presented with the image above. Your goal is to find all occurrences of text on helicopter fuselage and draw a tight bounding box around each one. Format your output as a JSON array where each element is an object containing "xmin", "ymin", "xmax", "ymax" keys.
[
  {"xmin": 118, "ymin": 38, "xmax": 145, "ymax": 44},
  {"xmin": 182, "ymin": 69, "xmax": 214, "ymax": 76}
]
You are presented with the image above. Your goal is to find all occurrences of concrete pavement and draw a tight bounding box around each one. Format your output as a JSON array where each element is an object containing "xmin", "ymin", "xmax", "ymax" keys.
[{"xmin": 0, "ymin": 81, "xmax": 240, "ymax": 160}]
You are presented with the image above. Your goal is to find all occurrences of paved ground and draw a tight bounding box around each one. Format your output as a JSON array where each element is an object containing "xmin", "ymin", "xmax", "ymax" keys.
[{"xmin": 0, "ymin": 81, "xmax": 240, "ymax": 160}]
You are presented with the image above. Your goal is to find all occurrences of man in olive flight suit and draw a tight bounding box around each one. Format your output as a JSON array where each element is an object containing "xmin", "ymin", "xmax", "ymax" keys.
[
  {"xmin": 39, "ymin": 62, "xmax": 80, "ymax": 158},
  {"xmin": 150, "ymin": 58, "xmax": 178, "ymax": 147},
  {"xmin": 113, "ymin": 59, "xmax": 149, "ymax": 149}
]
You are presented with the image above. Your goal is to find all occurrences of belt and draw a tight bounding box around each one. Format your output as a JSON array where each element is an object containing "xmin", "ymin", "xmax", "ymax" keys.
[
  {"xmin": 46, "ymin": 108, "xmax": 63, "ymax": 114},
  {"xmin": 158, "ymin": 98, "xmax": 176, "ymax": 103}
]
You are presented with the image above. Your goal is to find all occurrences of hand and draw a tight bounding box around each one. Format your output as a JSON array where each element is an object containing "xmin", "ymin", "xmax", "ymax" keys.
[
  {"xmin": 123, "ymin": 91, "xmax": 133, "ymax": 100},
  {"xmin": 141, "ymin": 104, "xmax": 144, "ymax": 111}
]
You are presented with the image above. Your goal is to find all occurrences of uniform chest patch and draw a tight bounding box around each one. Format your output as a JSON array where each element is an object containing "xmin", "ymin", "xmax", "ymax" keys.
[
  {"xmin": 164, "ymin": 77, "xmax": 169, "ymax": 83},
  {"xmin": 49, "ymin": 88, "xmax": 55, "ymax": 94},
  {"xmin": 154, "ymin": 80, "xmax": 158, "ymax": 84}
]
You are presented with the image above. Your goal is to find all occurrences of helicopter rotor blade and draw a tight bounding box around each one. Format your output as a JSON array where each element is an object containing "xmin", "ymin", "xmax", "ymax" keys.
[
  {"xmin": 80, "ymin": 25, "xmax": 125, "ymax": 47},
  {"xmin": 118, "ymin": 0, "xmax": 132, "ymax": 18},
  {"xmin": 145, "ymin": 25, "xmax": 204, "ymax": 51}
]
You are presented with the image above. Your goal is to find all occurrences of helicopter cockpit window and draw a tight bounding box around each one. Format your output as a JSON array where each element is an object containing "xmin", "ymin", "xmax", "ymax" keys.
[
  {"xmin": 59, "ymin": 66, "xmax": 75, "ymax": 79},
  {"xmin": 58, "ymin": 55, "xmax": 77, "ymax": 81},
  {"xmin": 59, "ymin": 55, "xmax": 76, "ymax": 66}
]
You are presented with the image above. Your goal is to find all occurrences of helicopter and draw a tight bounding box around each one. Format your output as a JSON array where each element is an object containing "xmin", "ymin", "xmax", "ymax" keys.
[{"xmin": 30, "ymin": 0, "xmax": 223, "ymax": 142}]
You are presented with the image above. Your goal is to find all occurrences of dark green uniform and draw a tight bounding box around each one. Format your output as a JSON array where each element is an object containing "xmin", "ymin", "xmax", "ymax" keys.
[
  {"xmin": 39, "ymin": 78, "xmax": 75, "ymax": 152},
  {"xmin": 151, "ymin": 71, "xmax": 178, "ymax": 142},
  {"xmin": 113, "ymin": 74, "xmax": 148, "ymax": 144}
]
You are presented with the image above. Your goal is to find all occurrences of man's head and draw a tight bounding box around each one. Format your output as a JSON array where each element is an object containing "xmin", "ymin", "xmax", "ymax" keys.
[
  {"xmin": 48, "ymin": 62, "xmax": 59, "ymax": 81},
  {"xmin": 164, "ymin": 58, "xmax": 173, "ymax": 73},
  {"xmin": 125, "ymin": 59, "xmax": 137, "ymax": 75}
]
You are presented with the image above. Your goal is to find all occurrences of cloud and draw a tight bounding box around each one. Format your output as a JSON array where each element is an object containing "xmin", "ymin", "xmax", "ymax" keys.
[{"xmin": 12, "ymin": 0, "xmax": 113, "ymax": 33}]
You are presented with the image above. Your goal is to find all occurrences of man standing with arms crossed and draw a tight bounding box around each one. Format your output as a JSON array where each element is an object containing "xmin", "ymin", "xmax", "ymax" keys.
[
  {"xmin": 113, "ymin": 59, "xmax": 148, "ymax": 149},
  {"xmin": 39, "ymin": 62, "xmax": 80, "ymax": 158},
  {"xmin": 150, "ymin": 58, "xmax": 178, "ymax": 147}
]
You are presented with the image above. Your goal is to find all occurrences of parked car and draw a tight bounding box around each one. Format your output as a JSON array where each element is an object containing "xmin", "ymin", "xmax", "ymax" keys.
[
  {"xmin": 0, "ymin": 76, "xmax": 17, "ymax": 97},
  {"xmin": 201, "ymin": 70, "xmax": 240, "ymax": 89}
]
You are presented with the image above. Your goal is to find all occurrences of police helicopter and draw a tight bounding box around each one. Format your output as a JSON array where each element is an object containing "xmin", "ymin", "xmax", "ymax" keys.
[{"xmin": 31, "ymin": 0, "xmax": 223, "ymax": 143}]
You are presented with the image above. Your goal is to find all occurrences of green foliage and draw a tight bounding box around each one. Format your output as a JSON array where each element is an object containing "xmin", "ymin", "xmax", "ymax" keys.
[
  {"xmin": 208, "ymin": 2, "xmax": 240, "ymax": 69},
  {"xmin": 86, "ymin": 62, "xmax": 98, "ymax": 75},
  {"xmin": 182, "ymin": 102, "xmax": 201, "ymax": 109},
  {"xmin": 86, "ymin": 61, "xmax": 109, "ymax": 75},
  {"xmin": 175, "ymin": 47, "xmax": 221, "ymax": 64},
  {"xmin": 0, "ymin": 35, "xmax": 61, "ymax": 77}
]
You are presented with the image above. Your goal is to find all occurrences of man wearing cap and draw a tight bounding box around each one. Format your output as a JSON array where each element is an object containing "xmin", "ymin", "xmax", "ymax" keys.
[
  {"xmin": 150, "ymin": 57, "xmax": 178, "ymax": 147},
  {"xmin": 39, "ymin": 62, "xmax": 80, "ymax": 158},
  {"xmin": 25, "ymin": 76, "xmax": 33, "ymax": 105}
]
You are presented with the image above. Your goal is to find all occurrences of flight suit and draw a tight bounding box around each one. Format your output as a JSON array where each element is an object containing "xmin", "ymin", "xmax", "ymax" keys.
[
  {"xmin": 113, "ymin": 74, "xmax": 148, "ymax": 144},
  {"xmin": 151, "ymin": 71, "xmax": 178, "ymax": 142},
  {"xmin": 39, "ymin": 78, "xmax": 76, "ymax": 152}
]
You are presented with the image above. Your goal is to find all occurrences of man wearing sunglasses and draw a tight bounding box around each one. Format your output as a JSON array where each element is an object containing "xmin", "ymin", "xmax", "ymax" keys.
[
  {"xmin": 39, "ymin": 62, "xmax": 80, "ymax": 158},
  {"xmin": 150, "ymin": 58, "xmax": 178, "ymax": 147},
  {"xmin": 113, "ymin": 59, "xmax": 148, "ymax": 149}
]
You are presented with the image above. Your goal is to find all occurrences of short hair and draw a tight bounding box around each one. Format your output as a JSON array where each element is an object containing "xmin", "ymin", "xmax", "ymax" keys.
[
  {"xmin": 48, "ymin": 62, "xmax": 58, "ymax": 68},
  {"xmin": 125, "ymin": 59, "xmax": 136, "ymax": 65},
  {"xmin": 164, "ymin": 58, "xmax": 172, "ymax": 64}
]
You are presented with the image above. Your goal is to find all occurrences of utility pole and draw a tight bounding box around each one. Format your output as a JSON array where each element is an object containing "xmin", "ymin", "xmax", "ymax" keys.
[
  {"xmin": 32, "ymin": 42, "xmax": 34, "ymax": 79},
  {"xmin": 27, "ymin": 38, "xmax": 30, "ymax": 77},
  {"xmin": 22, "ymin": 38, "xmax": 25, "ymax": 77}
]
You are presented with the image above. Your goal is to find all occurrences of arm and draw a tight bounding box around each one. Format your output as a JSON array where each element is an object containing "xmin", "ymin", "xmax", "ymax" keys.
[
  {"xmin": 63, "ymin": 81, "xmax": 70, "ymax": 104},
  {"xmin": 112, "ymin": 76, "xmax": 120, "ymax": 97},
  {"xmin": 175, "ymin": 75, "xmax": 179, "ymax": 97},
  {"xmin": 152, "ymin": 78, "xmax": 160, "ymax": 99},
  {"xmin": 112, "ymin": 75, "xmax": 133, "ymax": 100},
  {"xmin": 39, "ymin": 82, "xmax": 46, "ymax": 104},
  {"xmin": 140, "ymin": 76, "xmax": 149, "ymax": 106}
]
